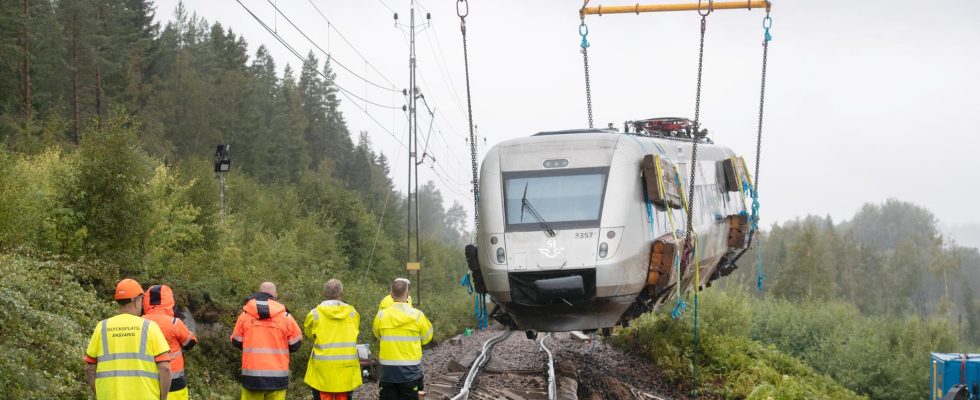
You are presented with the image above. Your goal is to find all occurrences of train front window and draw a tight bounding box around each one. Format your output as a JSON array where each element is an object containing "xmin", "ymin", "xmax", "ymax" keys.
[{"xmin": 503, "ymin": 167, "xmax": 608, "ymax": 231}]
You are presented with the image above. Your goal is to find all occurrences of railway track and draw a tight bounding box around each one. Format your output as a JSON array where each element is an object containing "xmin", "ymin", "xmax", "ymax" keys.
[{"xmin": 426, "ymin": 330, "xmax": 565, "ymax": 400}]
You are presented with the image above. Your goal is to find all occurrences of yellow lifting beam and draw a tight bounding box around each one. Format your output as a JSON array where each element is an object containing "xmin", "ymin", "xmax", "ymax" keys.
[{"xmin": 582, "ymin": 1, "xmax": 770, "ymax": 16}]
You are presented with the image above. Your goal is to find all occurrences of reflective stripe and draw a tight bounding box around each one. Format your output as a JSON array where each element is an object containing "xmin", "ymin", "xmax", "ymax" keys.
[
  {"xmin": 314, "ymin": 342, "xmax": 356, "ymax": 350},
  {"xmin": 241, "ymin": 369, "xmax": 290, "ymax": 377},
  {"xmin": 377, "ymin": 311, "xmax": 384, "ymax": 319},
  {"xmin": 232, "ymin": 335, "xmax": 244, "ymax": 342},
  {"xmin": 312, "ymin": 354, "xmax": 358, "ymax": 361},
  {"xmin": 349, "ymin": 311, "xmax": 356, "ymax": 319},
  {"xmin": 138, "ymin": 319, "xmax": 150, "ymax": 354},
  {"xmin": 255, "ymin": 300, "xmax": 269, "ymax": 306},
  {"xmin": 100, "ymin": 320, "xmax": 109, "ymax": 356},
  {"xmin": 169, "ymin": 349, "xmax": 183, "ymax": 359},
  {"xmin": 380, "ymin": 335, "xmax": 421, "ymax": 342},
  {"xmin": 242, "ymin": 347, "xmax": 290, "ymax": 354},
  {"xmin": 421, "ymin": 329, "xmax": 433, "ymax": 341},
  {"xmin": 311, "ymin": 309, "xmax": 319, "ymax": 321},
  {"xmin": 181, "ymin": 336, "xmax": 193, "ymax": 346},
  {"xmin": 378, "ymin": 359, "xmax": 421, "ymax": 366},
  {"xmin": 171, "ymin": 370, "xmax": 185, "ymax": 379},
  {"xmin": 99, "ymin": 352, "xmax": 156, "ymax": 362},
  {"xmin": 96, "ymin": 370, "xmax": 159, "ymax": 380},
  {"xmin": 288, "ymin": 336, "xmax": 302, "ymax": 345},
  {"xmin": 414, "ymin": 311, "xmax": 421, "ymax": 321}
]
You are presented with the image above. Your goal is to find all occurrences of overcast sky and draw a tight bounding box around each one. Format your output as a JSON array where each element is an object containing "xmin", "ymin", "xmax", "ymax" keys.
[{"xmin": 154, "ymin": 0, "xmax": 980, "ymax": 233}]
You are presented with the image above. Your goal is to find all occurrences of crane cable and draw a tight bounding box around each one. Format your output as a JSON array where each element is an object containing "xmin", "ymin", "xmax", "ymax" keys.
[
  {"xmin": 684, "ymin": 1, "xmax": 713, "ymax": 397},
  {"xmin": 579, "ymin": 1, "xmax": 594, "ymax": 129}
]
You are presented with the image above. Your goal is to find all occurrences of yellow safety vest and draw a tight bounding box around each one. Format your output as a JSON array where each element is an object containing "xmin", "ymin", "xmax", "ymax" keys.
[
  {"xmin": 373, "ymin": 303, "xmax": 433, "ymax": 366},
  {"xmin": 84, "ymin": 313, "xmax": 170, "ymax": 400},
  {"xmin": 303, "ymin": 300, "xmax": 362, "ymax": 393}
]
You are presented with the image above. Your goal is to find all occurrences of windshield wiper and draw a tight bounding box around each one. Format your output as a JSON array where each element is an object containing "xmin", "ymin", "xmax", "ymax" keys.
[{"xmin": 520, "ymin": 183, "xmax": 556, "ymax": 237}]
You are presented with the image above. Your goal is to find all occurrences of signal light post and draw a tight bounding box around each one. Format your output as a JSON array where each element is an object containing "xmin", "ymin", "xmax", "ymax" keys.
[{"xmin": 214, "ymin": 144, "xmax": 231, "ymax": 224}]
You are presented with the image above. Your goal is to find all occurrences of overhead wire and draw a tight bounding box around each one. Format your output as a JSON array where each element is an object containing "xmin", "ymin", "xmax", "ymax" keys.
[
  {"xmin": 306, "ymin": 0, "xmax": 398, "ymax": 88},
  {"xmin": 234, "ymin": 0, "xmax": 408, "ymax": 149},
  {"xmin": 264, "ymin": 0, "xmax": 397, "ymax": 93}
]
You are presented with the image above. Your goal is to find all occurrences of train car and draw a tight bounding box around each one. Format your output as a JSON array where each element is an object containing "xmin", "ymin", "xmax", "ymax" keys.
[{"xmin": 467, "ymin": 122, "xmax": 754, "ymax": 333}]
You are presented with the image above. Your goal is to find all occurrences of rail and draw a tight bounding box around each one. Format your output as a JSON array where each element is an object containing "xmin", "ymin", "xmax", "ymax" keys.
[
  {"xmin": 540, "ymin": 332, "xmax": 557, "ymax": 400},
  {"xmin": 451, "ymin": 329, "xmax": 513, "ymax": 400}
]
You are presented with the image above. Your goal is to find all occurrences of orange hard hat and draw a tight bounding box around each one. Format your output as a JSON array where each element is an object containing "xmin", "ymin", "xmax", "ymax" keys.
[{"xmin": 114, "ymin": 278, "xmax": 144, "ymax": 300}]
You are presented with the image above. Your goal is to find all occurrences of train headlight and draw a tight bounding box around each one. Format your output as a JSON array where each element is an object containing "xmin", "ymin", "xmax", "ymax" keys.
[
  {"xmin": 496, "ymin": 247, "xmax": 506, "ymax": 263},
  {"xmin": 598, "ymin": 242, "xmax": 609, "ymax": 258}
]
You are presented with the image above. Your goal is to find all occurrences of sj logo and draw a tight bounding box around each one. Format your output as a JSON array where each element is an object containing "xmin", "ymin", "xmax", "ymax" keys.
[{"xmin": 539, "ymin": 239, "xmax": 564, "ymax": 258}]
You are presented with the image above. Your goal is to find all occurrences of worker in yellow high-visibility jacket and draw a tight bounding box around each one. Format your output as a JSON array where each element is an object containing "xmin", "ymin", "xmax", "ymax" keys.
[
  {"xmin": 304, "ymin": 279, "xmax": 361, "ymax": 400},
  {"xmin": 83, "ymin": 278, "xmax": 173, "ymax": 400},
  {"xmin": 373, "ymin": 278, "xmax": 432, "ymax": 400}
]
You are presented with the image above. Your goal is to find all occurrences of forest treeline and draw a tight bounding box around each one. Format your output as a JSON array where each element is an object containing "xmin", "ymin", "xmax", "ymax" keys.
[{"xmin": 0, "ymin": 1, "xmax": 473, "ymax": 398}]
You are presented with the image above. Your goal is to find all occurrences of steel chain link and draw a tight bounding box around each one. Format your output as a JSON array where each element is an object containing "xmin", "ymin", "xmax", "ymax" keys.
[
  {"xmin": 684, "ymin": 14, "xmax": 709, "ymax": 259},
  {"xmin": 459, "ymin": 0, "xmax": 480, "ymax": 238}
]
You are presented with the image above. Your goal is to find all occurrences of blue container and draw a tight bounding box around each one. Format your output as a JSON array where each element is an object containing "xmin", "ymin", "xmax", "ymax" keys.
[{"xmin": 931, "ymin": 353, "xmax": 980, "ymax": 400}]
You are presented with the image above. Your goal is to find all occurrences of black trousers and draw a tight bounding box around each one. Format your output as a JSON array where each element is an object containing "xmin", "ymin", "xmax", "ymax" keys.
[{"xmin": 378, "ymin": 379, "xmax": 424, "ymax": 400}]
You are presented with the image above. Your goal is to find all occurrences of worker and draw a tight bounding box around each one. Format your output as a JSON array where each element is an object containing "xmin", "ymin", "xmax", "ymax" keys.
[
  {"xmin": 83, "ymin": 278, "xmax": 173, "ymax": 400},
  {"xmin": 378, "ymin": 293, "xmax": 412, "ymax": 310},
  {"xmin": 230, "ymin": 282, "xmax": 303, "ymax": 400},
  {"xmin": 143, "ymin": 284, "xmax": 199, "ymax": 400},
  {"xmin": 304, "ymin": 279, "xmax": 361, "ymax": 400},
  {"xmin": 373, "ymin": 278, "xmax": 433, "ymax": 400}
]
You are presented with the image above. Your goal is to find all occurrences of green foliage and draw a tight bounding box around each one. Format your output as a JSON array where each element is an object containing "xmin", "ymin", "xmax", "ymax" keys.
[
  {"xmin": 616, "ymin": 288, "xmax": 963, "ymax": 400},
  {"xmin": 0, "ymin": 254, "xmax": 115, "ymax": 398},
  {"xmin": 612, "ymin": 290, "xmax": 865, "ymax": 399},
  {"xmin": 59, "ymin": 111, "xmax": 155, "ymax": 267}
]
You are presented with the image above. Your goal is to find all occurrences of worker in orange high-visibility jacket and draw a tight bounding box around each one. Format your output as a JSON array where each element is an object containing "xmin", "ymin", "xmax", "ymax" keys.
[
  {"xmin": 304, "ymin": 279, "xmax": 361, "ymax": 400},
  {"xmin": 374, "ymin": 278, "xmax": 433, "ymax": 400},
  {"xmin": 84, "ymin": 278, "xmax": 173, "ymax": 400},
  {"xmin": 143, "ymin": 284, "xmax": 198, "ymax": 400},
  {"xmin": 231, "ymin": 282, "xmax": 302, "ymax": 400}
]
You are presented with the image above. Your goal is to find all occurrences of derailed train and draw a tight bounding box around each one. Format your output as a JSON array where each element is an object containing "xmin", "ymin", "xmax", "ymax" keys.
[{"xmin": 466, "ymin": 120, "xmax": 754, "ymax": 333}]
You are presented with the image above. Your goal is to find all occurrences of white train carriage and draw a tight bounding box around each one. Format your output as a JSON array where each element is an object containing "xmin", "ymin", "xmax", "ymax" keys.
[{"xmin": 469, "ymin": 127, "xmax": 753, "ymax": 333}]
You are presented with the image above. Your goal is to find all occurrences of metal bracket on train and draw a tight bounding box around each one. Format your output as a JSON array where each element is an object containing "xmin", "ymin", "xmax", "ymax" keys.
[{"xmin": 641, "ymin": 154, "xmax": 683, "ymax": 209}]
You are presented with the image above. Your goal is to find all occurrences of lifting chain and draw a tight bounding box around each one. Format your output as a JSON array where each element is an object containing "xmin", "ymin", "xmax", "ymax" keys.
[
  {"xmin": 752, "ymin": 4, "xmax": 772, "ymax": 291},
  {"xmin": 458, "ymin": 0, "xmax": 480, "ymax": 239},
  {"xmin": 580, "ymin": 1, "xmax": 594, "ymax": 128},
  {"xmin": 683, "ymin": 0, "xmax": 711, "ymax": 257},
  {"xmin": 686, "ymin": 2, "xmax": 712, "ymax": 397}
]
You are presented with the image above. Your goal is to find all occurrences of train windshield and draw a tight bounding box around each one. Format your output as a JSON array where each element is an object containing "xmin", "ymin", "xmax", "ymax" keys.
[{"xmin": 503, "ymin": 167, "xmax": 608, "ymax": 231}]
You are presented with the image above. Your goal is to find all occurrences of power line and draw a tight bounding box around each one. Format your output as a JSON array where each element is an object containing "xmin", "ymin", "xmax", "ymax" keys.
[
  {"xmin": 373, "ymin": 0, "xmax": 396, "ymax": 14},
  {"xmin": 237, "ymin": 0, "xmax": 397, "ymax": 109},
  {"xmin": 306, "ymin": 0, "xmax": 398, "ymax": 88},
  {"xmin": 235, "ymin": 0, "xmax": 407, "ymax": 149},
  {"xmin": 264, "ymin": 0, "xmax": 397, "ymax": 93},
  {"xmin": 423, "ymin": 22, "xmax": 468, "ymax": 119}
]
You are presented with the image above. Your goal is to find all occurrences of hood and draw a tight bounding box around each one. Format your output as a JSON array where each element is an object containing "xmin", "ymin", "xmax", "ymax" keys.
[
  {"xmin": 143, "ymin": 285, "xmax": 176, "ymax": 317},
  {"xmin": 243, "ymin": 296, "xmax": 286, "ymax": 320},
  {"xmin": 378, "ymin": 295, "xmax": 413, "ymax": 310},
  {"xmin": 315, "ymin": 300, "xmax": 357, "ymax": 319},
  {"xmin": 377, "ymin": 303, "xmax": 421, "ymax": 328}
]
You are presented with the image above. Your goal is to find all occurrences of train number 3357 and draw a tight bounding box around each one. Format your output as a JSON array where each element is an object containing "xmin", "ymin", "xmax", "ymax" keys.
[{"xmin": 574, "ymin": 232, "xmax": 594, "ymax": 239}]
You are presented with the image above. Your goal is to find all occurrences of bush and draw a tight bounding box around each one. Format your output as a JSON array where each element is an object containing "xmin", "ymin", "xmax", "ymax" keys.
[
  {"xmin": 0, "ymin": 254, "xmax": 114, "ymax": 398},
  {"xmin": 611, "ymin": 291, "xmax": 867, "ymax": 399}
]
